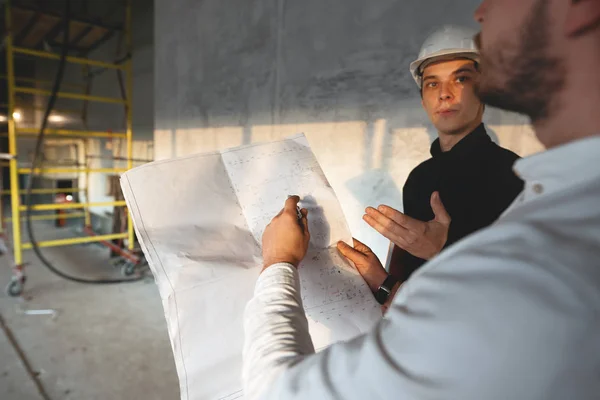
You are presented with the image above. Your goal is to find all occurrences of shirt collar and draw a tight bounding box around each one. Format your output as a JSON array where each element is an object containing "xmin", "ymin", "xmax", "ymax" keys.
[
  {"xmin": 430, "ymin": 123, "xmax": 490, "ymax": 158},
  {"xmin": 513, "ymin": 134, "xmax": 600, "ymax": 200}
]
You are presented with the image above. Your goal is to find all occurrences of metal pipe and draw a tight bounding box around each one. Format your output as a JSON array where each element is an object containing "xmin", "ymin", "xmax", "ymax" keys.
[
  {"xmin": 20, "ymin": 201, "xmax": 127, "ymax": 211},
  {"xmin": 85, "ymin": 155, "xmax": 152, "ymax": 163},
  {"xmin": 16, "ymin": 127, "xmax": 127, "ymax": 138},
  {"xmin": 126, "ymin": 0, "xmax": 134, "ymax": 250},
  {"xmin": 22, "ymin": 233, "xmax": 128, "ymax": 249},
  {"xmin": 15, "ymin": 87, "xmax": 126, "ymax": 104},
  {"xmin": 6, "ymin": 0, "xmax": 23, "ymax": 264},
  {"xmin": 18, "ymin": 168, "xmax": 127, "ymax": 174},
  {"xmin": 0, "ymin": 104, "xmax": 83, "ymax": 114},
  {"xmin": 12, "ymin": 47, "xmax": 126, "ymax": 70},
  {"xmin": 83, "ymin": 226, "xmax": 139, "ymax": 263},
  {"xmin": 5, "ymin": 212, "xmax": 86, "ymax": 222},
  {"xmin": 1, "ymin": 188, "xmax": 85, "ymax": 195},
  {"xmin": 0, "ymin": 74, "xmax": 86, "ymax": 90}
]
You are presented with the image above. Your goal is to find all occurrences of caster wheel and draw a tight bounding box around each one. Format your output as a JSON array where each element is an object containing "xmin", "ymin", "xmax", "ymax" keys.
[
  {"xmin": 121, "ymin": 262, "xmax": 136, "ymax": 276},
  {"xmin": 111, "ymin": 258, "xmax": 127, "ymax": 268},
  {"xmin": 6, "ymin": 279, "xmax": 24, "ymax": 297}
]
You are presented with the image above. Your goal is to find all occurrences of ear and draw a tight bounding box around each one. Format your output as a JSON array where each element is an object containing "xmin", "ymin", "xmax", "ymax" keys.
[{"xmin": 565, "ymin": 0, "xmax": 600, "ymax": 37}]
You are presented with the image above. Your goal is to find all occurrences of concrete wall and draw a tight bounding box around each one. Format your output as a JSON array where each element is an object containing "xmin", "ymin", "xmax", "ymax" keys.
[{"xmin": 154, "ymin": 0, "xmax": 544, "ymax": 262}]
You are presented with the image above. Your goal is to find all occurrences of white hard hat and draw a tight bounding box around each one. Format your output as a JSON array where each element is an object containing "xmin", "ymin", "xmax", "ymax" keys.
[{"xmin": 410, "ymin": 25, "xmax": 480, "ymax": 89}]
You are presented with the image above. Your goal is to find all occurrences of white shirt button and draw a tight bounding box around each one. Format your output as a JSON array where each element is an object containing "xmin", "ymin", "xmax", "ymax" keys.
[{"xmin": 532, "ymin": 183, "xmax": 544, "ymax": 194}]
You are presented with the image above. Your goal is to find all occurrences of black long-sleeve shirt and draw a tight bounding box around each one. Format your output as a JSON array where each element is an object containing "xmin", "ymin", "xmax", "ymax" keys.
[{"xmin": 396, "ymin": 123, "xmax": 524, "ymax": 282}]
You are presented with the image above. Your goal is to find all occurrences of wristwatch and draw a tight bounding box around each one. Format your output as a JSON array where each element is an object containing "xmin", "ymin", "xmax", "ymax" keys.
[{"xmin": 374, "ymin": 274, "xmax": 399, "ymax": 305}]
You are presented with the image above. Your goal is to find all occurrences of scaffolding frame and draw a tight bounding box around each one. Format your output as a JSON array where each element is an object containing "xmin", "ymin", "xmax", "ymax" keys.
[{"xmin": 3, "ymin": 0, "xmax": 135, "ymax": 287}]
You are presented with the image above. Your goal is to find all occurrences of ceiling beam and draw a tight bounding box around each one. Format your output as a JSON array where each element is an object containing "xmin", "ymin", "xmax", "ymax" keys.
[
  {"xmin": 13, "ymin": 5, "xmax": 124, "ymax": 32},
  {"xmin": 69, "ymin": 25, "xmax": 94, "ymax": 47},
  {"xmin": 14, "ymin": 11, "xmax": 41, "ymax": 46},
  {"xmin": 81, "ymin": 29, "xmax": 116, "ymax": 56}
]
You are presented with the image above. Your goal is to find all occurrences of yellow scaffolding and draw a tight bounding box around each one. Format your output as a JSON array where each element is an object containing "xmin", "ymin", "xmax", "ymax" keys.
[
  {"xmin": 16, "ymin": 127, "xmax": 127, "ymax": 138},
  {"xmin": 2, "ymin": 0, "xmax": 136, "ymax": 271}
]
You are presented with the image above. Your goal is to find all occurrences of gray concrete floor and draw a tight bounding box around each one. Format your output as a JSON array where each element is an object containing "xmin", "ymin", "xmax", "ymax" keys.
[{"xmin": 0, "ymin": 221, "xmax": 179, "ymax": 400}]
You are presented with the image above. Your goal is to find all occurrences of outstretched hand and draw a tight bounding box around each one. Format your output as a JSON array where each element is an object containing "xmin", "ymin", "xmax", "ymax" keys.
[{"xmin": 364, "ymin": 191, "xmax": 451, "ymax": 260}]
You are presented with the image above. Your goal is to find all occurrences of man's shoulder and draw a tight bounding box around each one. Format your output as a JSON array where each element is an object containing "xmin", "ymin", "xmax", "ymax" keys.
[
  {"xmin": 405, "ymin": 217, "xmax": 600, "ymax": 322},
  {"xmin": 486, "ymin": 141, "xmax": 521, "ymax": 164},
  {"xmin": 391, "ymin": 218, "xmax": 599, "ymax": 395},
  {"xmin": 405, "ymin": 158, "xmax": 435, "ymax": 185},
  {"xmin": 417, "ymin": 207, "xmax": 600, "ymax": 296}
]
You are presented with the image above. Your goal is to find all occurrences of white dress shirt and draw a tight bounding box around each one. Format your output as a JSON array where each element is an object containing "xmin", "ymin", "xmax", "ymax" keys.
[{"xmin": 243, "ymin": 135, "xmax": 600, "ymax": 400}]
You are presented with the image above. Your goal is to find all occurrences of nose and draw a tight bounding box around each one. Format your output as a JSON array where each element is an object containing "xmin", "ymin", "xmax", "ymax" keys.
[
  {"xmin": 439, "ymin": 82, "xmax": 453, "ymax": 101},
  {"xmin": 474, "ymin": 1, "xmax": 487, "ymax": 23}
]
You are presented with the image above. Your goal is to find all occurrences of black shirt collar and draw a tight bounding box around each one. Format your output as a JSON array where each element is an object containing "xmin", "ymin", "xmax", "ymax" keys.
[{"xmin": 430, "ymin": 123, "xmax": 491, "ymax": 158}]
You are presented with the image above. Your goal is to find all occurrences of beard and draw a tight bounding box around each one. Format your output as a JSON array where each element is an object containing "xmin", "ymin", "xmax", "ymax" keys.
[{"xmin": 474, "ymin": 0, "xmax": 566, "ymax": 123}]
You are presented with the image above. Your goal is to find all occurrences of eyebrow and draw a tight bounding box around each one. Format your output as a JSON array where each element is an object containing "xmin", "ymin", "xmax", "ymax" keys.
[
  {"xmin": 422, "ymin": 67, "xmax": 476, "ymax": 82},
  {"xmin": 453, "ymin": 67, "xmax": 477, "ymax": 75}
]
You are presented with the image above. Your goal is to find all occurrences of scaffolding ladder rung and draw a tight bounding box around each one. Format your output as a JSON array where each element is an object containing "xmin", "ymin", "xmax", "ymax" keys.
[
  {"xmin": 15, "ymin": 87, "xmax": 126, "ymax": 104},
  {"xmin": 16, "ymin": 127, "xmax": 127, "ymax": 138},
  {"xmin": 12, "ymin": 47, "xmax": 126, "ymax": 70},
  {"xmin": 22, "ymin": 233, "xmax": 128, "ymax": 249},
  {"xmin": 1, "ymin": 188, "xmax": 86, "ymax": 195},
  {"xmin": 18, "ymin": 168, "xmax": 128, "ymax": 174},
  {"xmin": 19, "ymin": 201, "xmax": 127, "ymax": 211},
  {"xmin": 4, "ymin": 212, "xmax": 86, "ymax": 223},
  {"xmin": 0, "ymin": 74, "xmax": 86, "ymax": 90}
]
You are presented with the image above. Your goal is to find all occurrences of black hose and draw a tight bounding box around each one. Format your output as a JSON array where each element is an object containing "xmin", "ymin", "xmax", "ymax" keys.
[{"xmin": 25, "ymin": 0, "xmax": 143, "ymax": 284}]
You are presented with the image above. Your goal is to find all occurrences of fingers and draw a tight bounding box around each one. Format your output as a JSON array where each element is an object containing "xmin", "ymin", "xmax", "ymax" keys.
[
  {"xmin": 364, "ymin": 208, "xmax": 409, "ymax": 237},
  {"xmin": 430, "ymin": 192, "xmax": 451, "ymax": 225},
  {"xmin": 300, "ymin": 208, "xmax": 309, "ymax": 235},
  {"xmin": 337, "ymin": 240, "xmax": 367, "ymax": 263},
  {"xmin": 363, "ymin": 211, "xmax": 411, "ymax": 249},
  {"xmin": 376, "ymin": 205, "xmax": 421, "ymax": 231},
  {"xmin": 352, "ymin": 238, "xmax": 373, "ymax": 254},
  {"xmin": 285, "ymin": 195, "xmax": 300, "ymax": 213}
]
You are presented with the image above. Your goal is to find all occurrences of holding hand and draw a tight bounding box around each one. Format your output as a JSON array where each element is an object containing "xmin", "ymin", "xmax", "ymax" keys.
[
  {"xmin": 363, "ymin": 191, "xmax": 451, "ymax": 260},
  {"xmin": 262, "ymin": 195, "xmax": 310, "ymax": 271},
  {"xmin": 337, "ymin": 238, "xmax": 387, "ymax": 293}
]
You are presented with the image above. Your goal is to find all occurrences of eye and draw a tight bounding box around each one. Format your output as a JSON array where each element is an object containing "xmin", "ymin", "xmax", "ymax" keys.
[
  {"xmin": 426, "ymin": 81, "xmax": 438, "ymax": 88},
  {"xmin": 456, "ymin": 76, "xmax": 470, "ymax": 83}
]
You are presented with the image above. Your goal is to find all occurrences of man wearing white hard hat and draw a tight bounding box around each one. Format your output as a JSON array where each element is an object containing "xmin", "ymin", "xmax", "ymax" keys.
[{"xmin": 337, "ymin": 26, "xmax": 524, "ymax": 300}]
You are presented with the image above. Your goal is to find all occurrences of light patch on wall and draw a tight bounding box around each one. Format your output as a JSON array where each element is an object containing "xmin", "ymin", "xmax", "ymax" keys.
[
  {"xmin": 174, "ymin": 126, "xmax": 244, "ymax": 156},
  {"xmin": 151, "ymin": 120, "xmax": 542, "ymax": 263},
  {"xmin": 488, "ymin": 124, "xmax": 545, "ymax": 157},
  {"xmin": 388, "ymin": 127, "xmax": 431, "ymax": 182},
  {"xmin": 154, "ymin": 129, "xmax": 174, "ymax": 160},
  {"xmin": 251, "ymin": 121, "xmax": 368, "ymax": 170},
  {"xmin": 369, "ymin": 119, "xmax": 387, "ymax": 170}
]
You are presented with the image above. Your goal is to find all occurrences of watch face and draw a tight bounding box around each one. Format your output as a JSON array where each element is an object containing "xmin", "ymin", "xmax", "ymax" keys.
[
  {"xmin": 375, "ymin": 275, "xmax": 397, "ymax": 305},
  {"xmin": 374, "ymin": 289, "xmax": 388, "ymax": 305}
]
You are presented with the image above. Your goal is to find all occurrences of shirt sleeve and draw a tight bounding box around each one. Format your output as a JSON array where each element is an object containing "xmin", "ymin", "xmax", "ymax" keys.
[
  {"xmin": 242, "ymin": 263, "xmax": 315, "ymax": 400},
  {"xmin": 243, "ymin": 234, "xmax": 593, "ymax": 400}
]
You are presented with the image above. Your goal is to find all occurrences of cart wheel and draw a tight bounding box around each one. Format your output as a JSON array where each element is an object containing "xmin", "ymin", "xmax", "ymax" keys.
[
  {"xmin": 110, "ymin": 258, "xmax": 127, "ymax": 268},
  {"xmin": 122, "ymin": 262, "xmax": 136, "ymax": 276},
  {"xmin": 6, "ymin": 279, "xmax": 23, "ymax": 297}
]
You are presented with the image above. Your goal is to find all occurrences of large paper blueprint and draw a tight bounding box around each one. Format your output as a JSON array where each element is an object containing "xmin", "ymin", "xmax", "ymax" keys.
[{"xmin": 121, "ymin": 134, "xmax": 381, "ymax": 400}]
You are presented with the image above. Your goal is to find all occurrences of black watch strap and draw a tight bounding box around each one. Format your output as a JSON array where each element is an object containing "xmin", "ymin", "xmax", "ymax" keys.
[{"xmin": 374, "ymin": 274, "xmax": 399, "ymax": 305}]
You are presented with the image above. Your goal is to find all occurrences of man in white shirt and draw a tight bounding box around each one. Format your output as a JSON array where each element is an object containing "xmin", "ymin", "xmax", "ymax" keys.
[{"xmin": 243, "ymin": 0, "xmax": 600, "ymax": 399}]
